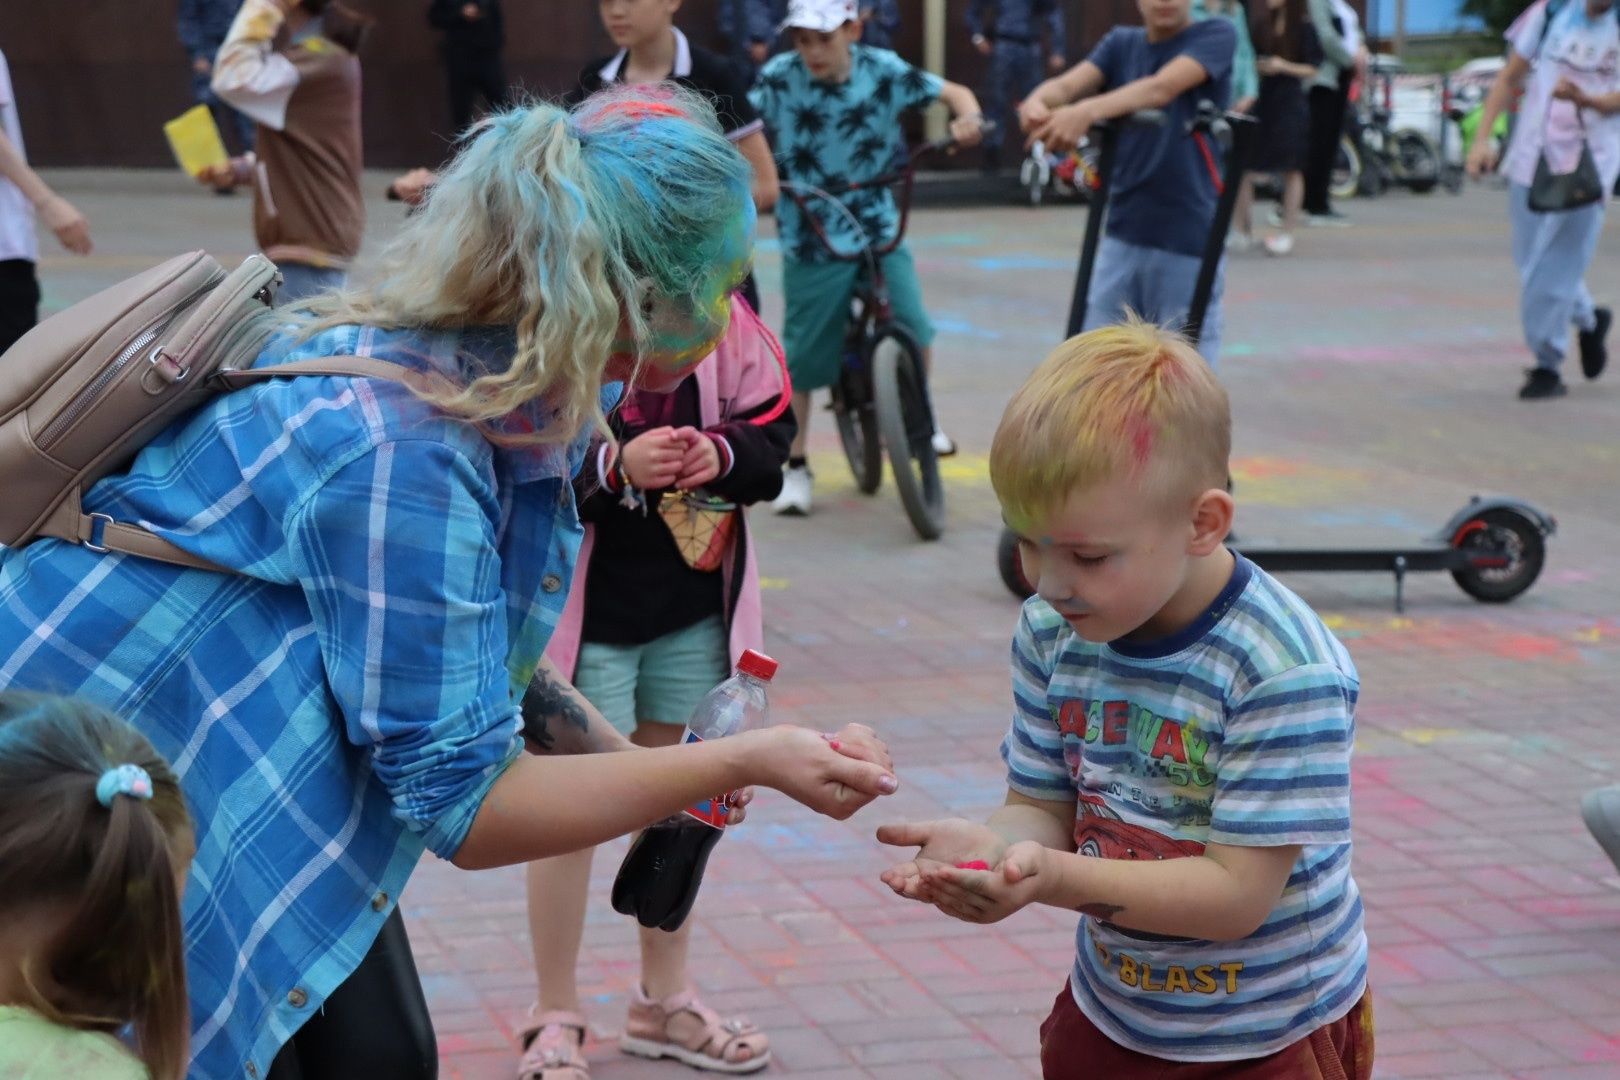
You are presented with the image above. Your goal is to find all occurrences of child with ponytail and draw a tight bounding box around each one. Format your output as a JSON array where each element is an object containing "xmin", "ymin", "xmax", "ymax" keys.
[{"xmin": 0, "ymin": 692, "xmax": 195, "ymax": 1080}]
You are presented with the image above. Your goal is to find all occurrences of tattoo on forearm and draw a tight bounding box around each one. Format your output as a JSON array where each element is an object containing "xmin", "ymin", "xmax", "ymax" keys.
[
  {"xmin": 521, "ymin": 670, "xmax": 591, "ymax": 752},
  {"xmin": 524, "ymin": 713, "xmax": 556, "ymax": 753},
  {"xmin": 1077, "ymin": 902, "xmax": 1125, "ymax": 921}
]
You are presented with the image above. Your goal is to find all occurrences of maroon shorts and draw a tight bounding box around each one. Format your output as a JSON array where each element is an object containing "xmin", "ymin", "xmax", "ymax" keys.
[{"xmin": 1038, "ymin": 980, "xmax": 1374, "ymax": 1080}]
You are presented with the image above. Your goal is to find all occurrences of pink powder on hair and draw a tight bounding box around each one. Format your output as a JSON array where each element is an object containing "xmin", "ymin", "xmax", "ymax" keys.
[{"xmin": 1124, "ymin": 414, "xmax": 1154, "ymax": 467}]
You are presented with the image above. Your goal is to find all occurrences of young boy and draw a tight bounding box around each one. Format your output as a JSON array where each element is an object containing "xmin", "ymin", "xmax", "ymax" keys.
[
  {"xmin": 571, "ymin": 0, "xmax": 780, "ymax": 311},
  {"xmin": 202, "ymin": 0, "xmax": 369, "ymax": 306},
  {"xmin": 1019, "ymin": 0, "xmax": 1234, "ymax": 362},
  {"xmin": 750, "ymin": 0, "xmax": 984, "ymax": 516},
  {"xmin": 878, "ymin": 322, "xmax": 1371, "ymax": 1077},
  {"xmin": 0, "ymin": 47, "xmax": 92, "ymax": 357}
]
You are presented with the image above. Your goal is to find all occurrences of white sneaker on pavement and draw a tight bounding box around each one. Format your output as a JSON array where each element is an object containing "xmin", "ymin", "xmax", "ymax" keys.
[
  {"xmin": 772, "ymin": 465, "xmax": 813, "ymax": 516},
  {"xmin": 1264, "ymin": 233, "xmax": 1296, "ymax": 257},
  {"xmin": 930, "ymin": 430, "xmax": 957, "ymax": 457}
]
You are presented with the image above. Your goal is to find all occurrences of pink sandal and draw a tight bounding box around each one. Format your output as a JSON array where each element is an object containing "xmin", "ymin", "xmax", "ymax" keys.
[
  {"xmin": 619, "ymin": 985, "xmax": 771, "ymax": 1074},
  {"xmin": 516, "ymin": 1008, "xmax": 590, "ymax": 1080}
]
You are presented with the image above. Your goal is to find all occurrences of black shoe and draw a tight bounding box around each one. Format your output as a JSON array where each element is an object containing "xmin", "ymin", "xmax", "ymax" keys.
[
  {"xmin": 1580, "ymin": 306, "xmax": 1611, "ymax": 380},
  {"xmin": 1518, "ymin": 368, "xmax": 1568, "ymax": 399}
]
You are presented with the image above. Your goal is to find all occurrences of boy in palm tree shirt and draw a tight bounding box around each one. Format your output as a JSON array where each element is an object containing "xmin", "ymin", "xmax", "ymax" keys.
[{"xmin": 750, "ymin": 0, "xmax": 983, "ymax": 516}]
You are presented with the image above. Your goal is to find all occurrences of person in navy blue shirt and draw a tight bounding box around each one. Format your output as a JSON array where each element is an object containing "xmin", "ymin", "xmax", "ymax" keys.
[
  {"xmin": 1019, "ymin": 0, "xmax": 1235, "ymax": 363},
  {"xmin": 176, "ymin": 0, "xmax": 255, "ymax": 157},
  {"xmin": 968, "ymin": 0, "xmax": 1067, "ymax": 171}
]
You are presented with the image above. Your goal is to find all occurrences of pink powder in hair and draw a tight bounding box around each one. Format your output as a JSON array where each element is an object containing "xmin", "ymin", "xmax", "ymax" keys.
[{"xmin": 1124, "ymin": 415, "xmax": 1154, "ymax": 467}]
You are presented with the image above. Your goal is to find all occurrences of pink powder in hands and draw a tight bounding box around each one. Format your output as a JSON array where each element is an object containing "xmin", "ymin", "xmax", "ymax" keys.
[{"xmin": 954, "ymin": 860, "xmax": 991, "ymax": 871}]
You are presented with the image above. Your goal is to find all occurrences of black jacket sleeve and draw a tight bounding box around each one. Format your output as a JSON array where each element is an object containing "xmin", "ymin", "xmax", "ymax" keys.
[{"xmin": 703, "ymin": 396, "xmax": 796, "ymax": 506}]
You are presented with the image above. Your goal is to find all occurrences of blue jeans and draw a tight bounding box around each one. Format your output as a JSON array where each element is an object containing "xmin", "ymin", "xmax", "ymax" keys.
[
  {"xmin": 1083, "ymin": 235, "xmax": 1225, "ymax": 364},
  {"xmin": 1508, "ymin": 183, "xmax": 1604, "ymax": 371},
  {"xmin": 275, "ymin": 263, "xmax": 347, "ymax": 307}
]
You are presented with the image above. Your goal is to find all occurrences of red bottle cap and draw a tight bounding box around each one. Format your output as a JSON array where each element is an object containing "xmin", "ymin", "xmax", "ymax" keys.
[{"xmin": 737, "ymin": 649, "xmax": 779, "ymax": 682}]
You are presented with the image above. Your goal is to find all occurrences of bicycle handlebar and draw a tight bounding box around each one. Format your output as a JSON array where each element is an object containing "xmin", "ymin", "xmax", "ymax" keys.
[{"xmin": 778, "ymin": 119, "xmax": 999, "ymax": 263}]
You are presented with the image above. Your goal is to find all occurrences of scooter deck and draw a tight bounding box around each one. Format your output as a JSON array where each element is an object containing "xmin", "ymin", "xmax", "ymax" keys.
[{"xmin": 1235, "ymin": 543, "xmax": 1470, "ymax": 574}]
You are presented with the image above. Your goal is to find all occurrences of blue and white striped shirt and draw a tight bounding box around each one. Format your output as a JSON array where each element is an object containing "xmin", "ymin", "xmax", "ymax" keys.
[
  {"xmin": 0, "ymin": 322, "xmax": 614, "ymax": 1078},
  {"xmin": 1001, "ymin": 555, "xmax": 1366, "ymax": 1061}
]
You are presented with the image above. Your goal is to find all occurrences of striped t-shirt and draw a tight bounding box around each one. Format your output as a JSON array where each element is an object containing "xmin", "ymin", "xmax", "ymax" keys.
[{"xmin": 1001, "ymin": 555, "xmax": 1367, "ymax": 1061}]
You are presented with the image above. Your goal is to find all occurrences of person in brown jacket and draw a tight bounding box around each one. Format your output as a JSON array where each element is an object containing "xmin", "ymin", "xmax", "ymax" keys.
[{"xmin": 200, "ymin": 0, "xmax": 369, "ymax": 305}]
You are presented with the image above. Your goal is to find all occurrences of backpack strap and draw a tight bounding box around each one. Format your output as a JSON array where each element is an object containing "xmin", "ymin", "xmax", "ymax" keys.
[{"xmin": 38, "ymin": 355, "xmax": 436, "ymax": 574}]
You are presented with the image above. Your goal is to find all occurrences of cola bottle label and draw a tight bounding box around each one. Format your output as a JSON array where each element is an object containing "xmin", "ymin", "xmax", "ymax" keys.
[{"xmin": 680, "ymin": 729, "xmax": 731, "ymax": 829}]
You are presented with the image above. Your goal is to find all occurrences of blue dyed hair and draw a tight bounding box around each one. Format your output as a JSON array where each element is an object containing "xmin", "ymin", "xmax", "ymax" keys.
[{"xmin": 305, "ymin": 86, "xmax": 753, "ymax": 443}]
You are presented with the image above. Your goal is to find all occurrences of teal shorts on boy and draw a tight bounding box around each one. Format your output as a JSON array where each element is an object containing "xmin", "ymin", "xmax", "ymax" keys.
[
  {"xmin": 572, "ymin": 615, "xmax": 728, "ymax": 734},
  {"xmin": 781, "ymin": 245, "xmax": 936, "ymax": 391}
]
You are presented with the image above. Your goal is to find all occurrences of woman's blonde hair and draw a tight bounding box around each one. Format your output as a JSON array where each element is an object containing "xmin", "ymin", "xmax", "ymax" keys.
[
  {"xmin": 990, "ymin": 319, "xmax": 1231, "ymax": 534},
  {"xmin": 301, "ymin": 86, "xmax": 752, "ymax": 444}
]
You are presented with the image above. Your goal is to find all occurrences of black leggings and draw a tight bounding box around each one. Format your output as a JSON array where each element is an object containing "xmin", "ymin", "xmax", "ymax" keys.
[{"xmin": 265, "ymin": 908, "xmax": 437, "ymax": 1080}]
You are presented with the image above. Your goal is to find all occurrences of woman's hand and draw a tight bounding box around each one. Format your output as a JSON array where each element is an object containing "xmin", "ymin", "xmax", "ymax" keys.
[
  {"xmin": 1553, "ymin": 77, "xmax": 1590, "ymax": 108},
  {"xmin": 619, "ymin": 427, "xmax": 686, "ymax": 489},
  {"xmin": 1255, "ymin": 55, "xmax": 1283, "ymax": 77},
  {"xmin": 740, "ymin": 724, "xmax": 897, "ymax": 820},
  {"xmin": 1466, "ymin": 138, "xmax": 1498, "ymax": 180},
  {"xmin": 876, "ymin": 817, "xmax": 1009, "ymax": 901},
  {"xmin": 671, "ymin": 427, "xmax": 723, "ymax": 490}
]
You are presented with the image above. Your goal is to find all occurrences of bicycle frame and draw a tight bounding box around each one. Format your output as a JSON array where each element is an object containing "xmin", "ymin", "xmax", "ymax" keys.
[{"xmin": 778, "ymin": 135, "xmax": 963, "ymax": 330}]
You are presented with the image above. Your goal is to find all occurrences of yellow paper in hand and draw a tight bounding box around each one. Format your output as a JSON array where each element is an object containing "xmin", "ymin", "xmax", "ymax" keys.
[{"xmin": 163, "ymin": 105, "xmax": 229, "ymax": 178}]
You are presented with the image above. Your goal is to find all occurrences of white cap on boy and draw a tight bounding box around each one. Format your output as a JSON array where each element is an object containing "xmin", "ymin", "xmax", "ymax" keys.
[{"xmin": 780, "ymin": 0, "xmax": 860, "ymax": 33}]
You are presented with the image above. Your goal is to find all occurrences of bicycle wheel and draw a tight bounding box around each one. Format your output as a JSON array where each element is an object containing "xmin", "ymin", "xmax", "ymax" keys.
[
  {"xmin": 997, "ymin": 527, "xmax": 1035, "ymax": 600},
  {"xmin": 1393, "ymin": 130, "xmax": 1440, "ymax": 193},
  {"xmin": 871, "ymin": 329, "xmax": 945, "ymax": 540},
  {"xmin": 831, "ymin": 362, "xmax": 882, "ymax": 494},
  {"xmin": 1330, "ymin": 136, "xmax": 1361, "ymax": 201}
]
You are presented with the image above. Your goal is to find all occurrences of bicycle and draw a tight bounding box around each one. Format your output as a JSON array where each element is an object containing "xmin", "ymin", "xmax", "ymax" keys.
[{"xmin": 778, "ymin": 129, "xmax": 987, "ymax": 540}]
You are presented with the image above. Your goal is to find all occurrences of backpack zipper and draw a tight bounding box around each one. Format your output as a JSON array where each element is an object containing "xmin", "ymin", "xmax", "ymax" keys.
[{"xmin": 36, "ymin": 321, "xmax": 168, "ymax": 447}]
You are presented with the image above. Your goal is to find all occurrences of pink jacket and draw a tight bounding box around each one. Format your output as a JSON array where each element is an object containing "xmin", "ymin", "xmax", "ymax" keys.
[{"xmin": 546, "ymin": 296, "xmax": 791, "ymax": 678}]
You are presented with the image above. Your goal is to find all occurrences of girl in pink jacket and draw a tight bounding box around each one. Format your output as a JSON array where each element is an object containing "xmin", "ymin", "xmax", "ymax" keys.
[{"xmin": 523, "ymin": 295, "xmax": 793, "ymax": 1079}]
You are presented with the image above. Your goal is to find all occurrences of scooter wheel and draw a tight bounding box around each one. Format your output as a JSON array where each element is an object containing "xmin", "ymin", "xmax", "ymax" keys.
[
  {"xmin": 1450, "ymin": 508, "xmax": 1546, "ymax": 603},
  {"xmin": 997, "ymin": 527, "xmax": 1035, "ymax": 600}
]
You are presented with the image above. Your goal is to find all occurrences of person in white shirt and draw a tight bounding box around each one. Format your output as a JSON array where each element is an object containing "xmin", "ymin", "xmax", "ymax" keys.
[
  {"xmin": 0, "ymin": 49, "xmax": 92, "ymax": 356},
  {"xmin": 1468, "ymin": 0, "xmax": 1620, "ymax": 399}
]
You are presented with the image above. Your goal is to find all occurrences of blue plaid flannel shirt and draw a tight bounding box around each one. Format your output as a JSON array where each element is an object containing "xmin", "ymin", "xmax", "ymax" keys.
[{"xmin": 0, "ymin": 321, "xmax": 616, "ymax": 1078}]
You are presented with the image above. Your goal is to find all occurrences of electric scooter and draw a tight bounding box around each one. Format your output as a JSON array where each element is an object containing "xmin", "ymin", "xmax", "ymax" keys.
[{"xmin": 994, "ymin": 105, "xmax": 1556, "ymax": 613}]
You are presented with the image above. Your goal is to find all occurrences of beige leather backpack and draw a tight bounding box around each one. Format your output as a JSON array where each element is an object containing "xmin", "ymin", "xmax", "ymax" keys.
[{"xmin": 0, "ymin": 252, "xmax": 411, "ymax": 574}]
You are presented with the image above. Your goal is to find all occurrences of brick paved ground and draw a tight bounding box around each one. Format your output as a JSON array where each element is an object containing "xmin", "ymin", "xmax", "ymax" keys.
[{"xmin": 36, "ymin": 173, "xmax": 1620, "ymax": 1079}]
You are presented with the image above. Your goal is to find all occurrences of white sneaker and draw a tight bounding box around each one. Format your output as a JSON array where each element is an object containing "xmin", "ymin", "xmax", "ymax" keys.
[
  {"xmin": 930, "ymin": 430, "xmax": 957, "ymax": 457},
  {"xmin": 1225, "ymin": 231, "xmax": 1258, "ymax": 254},
  {"xmin": 772, "ymin": 465, "xmax": 813, "ymax": 516},
  {"xmin": 1264, "ymin": 233, "xmax": 1295, "ymax": 257}
]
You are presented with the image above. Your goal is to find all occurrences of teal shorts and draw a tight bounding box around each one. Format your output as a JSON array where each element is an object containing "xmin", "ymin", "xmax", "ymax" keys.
[
  {"xmin": 572, "ymin": 615, "xmax": 728, "ymax": 734},
  {"xmin": 781, "ymin": 245, "xmax": 936, "ymax": 391}
]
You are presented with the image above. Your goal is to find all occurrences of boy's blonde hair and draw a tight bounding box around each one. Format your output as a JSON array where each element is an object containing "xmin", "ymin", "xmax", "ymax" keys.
[{"xmin": 990, "ymin": 319, "xmax": 1230, "ymax": 534}]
